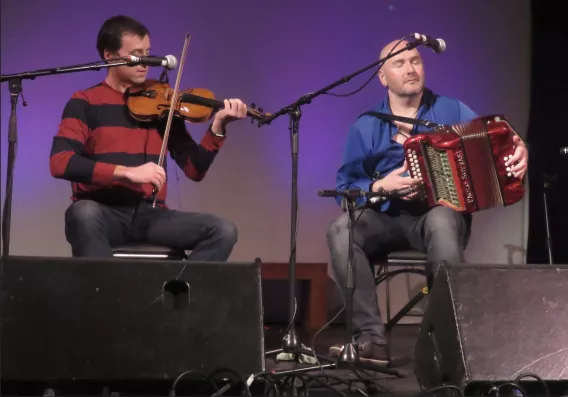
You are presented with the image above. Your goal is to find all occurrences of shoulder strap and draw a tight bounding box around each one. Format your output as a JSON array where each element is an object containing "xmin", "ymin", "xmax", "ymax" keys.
[{"xmin": 359, "ymin": 111, "xmax": 440, "ymax": 129}]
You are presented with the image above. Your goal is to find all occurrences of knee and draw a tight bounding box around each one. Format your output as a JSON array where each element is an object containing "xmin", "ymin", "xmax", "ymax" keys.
[
  {"xmin": 326, "ymin": 213, "xmax": 349, "ymax": 248},
  {"xmin": 210, "ymin": 217, "xmax": 238, "ymax": 246},
  {"xmin": 65, "ymin": 200, "xmax": 104, "ymax": 229},
  {"xmin": 424, "ymin": 206, "xmax": 468, "ymax": 238}
]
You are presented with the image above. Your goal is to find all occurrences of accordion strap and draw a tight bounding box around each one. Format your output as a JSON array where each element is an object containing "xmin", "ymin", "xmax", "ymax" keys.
[{"xmin": 359, "ymin": 111, "xmax": 441, "ymax": 129}]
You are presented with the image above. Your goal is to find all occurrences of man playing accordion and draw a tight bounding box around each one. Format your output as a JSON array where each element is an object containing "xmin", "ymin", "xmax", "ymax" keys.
[{"xmin": 325, "ymin": 38, "xmax": 528, "ymax": 366}]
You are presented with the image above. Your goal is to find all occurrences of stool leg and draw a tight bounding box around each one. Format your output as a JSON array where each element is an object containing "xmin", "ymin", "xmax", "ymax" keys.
[
  {"xmin": 385, "ymin": 290, "xmax": 425, "ymax": 332},
  {"xmin": 385, "ymin": 264, "xmax": 391, "ymax": 323}
]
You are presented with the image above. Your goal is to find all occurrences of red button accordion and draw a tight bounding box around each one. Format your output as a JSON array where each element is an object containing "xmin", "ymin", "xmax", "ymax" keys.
[{"xmin": 403, "ymin": 115, "xmax": 525, "ymax": 213}]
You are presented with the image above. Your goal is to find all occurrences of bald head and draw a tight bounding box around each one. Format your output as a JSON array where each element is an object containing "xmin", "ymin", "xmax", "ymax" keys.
[
  {"xmin": 377, "ymin": 39, "xmax": 425, "ymax": 98},
  {"xmin": 379, "ymin": 39, "xmax": 417, "ymax": 63}
]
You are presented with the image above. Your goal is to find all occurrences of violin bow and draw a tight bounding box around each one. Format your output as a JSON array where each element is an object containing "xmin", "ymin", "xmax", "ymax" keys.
[{"xmin": 152, "ymin": 33, "xmax": 191, "ymax": 208}]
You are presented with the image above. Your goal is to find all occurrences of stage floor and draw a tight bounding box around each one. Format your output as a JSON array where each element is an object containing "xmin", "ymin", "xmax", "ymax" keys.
[{"xmin": 263, "ymin": 323, "xmax": 421, "ymax": 396}]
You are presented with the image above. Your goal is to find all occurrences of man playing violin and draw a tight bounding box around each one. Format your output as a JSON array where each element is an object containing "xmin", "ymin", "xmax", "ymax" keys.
[
  {"xmin": 50, "ymin": 15, "xmax": 247, "ymax": 259},
  {"xmin": 325, "ymin": 38, "xmax": 529, "ymax": 365}
]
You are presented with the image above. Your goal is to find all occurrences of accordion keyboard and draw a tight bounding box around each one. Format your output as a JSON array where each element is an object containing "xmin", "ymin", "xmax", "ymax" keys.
[{"xmin": 424, "ymin": 145, "xmax": 460, "ymax": 208}]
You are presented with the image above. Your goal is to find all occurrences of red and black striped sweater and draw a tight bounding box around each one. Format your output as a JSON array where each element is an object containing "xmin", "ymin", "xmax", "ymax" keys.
[{"xmin": 49, "ymin": 81, "xmax": 225, "ymax": 207}]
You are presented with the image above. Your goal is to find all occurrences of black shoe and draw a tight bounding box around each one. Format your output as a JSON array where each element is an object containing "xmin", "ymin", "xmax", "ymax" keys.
[{"xmin": 328, "ymin": 341, "xmax": 390, "ymax": 366}]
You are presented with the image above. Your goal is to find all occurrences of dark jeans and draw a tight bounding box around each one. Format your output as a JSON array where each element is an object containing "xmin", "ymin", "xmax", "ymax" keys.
[
  {"xmin": 65, "ymin": 199, "xmax": 238, "ymax": 261},
  {"xmin": 326, "ymin": 204, "xmax": 471, "ymax": 345}
]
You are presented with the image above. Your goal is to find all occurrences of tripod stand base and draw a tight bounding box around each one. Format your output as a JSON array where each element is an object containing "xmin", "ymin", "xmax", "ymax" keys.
[
  {"xmin": 270, "ymin": 342, "xmax": 403, "ymax": 378},
  {"xmin": 264, "ymin": 327, "xmax": 336, "ymax": 365},
  {"xmin": 332, "ymin": 342, "xmax": 403, "ymax": 377}
]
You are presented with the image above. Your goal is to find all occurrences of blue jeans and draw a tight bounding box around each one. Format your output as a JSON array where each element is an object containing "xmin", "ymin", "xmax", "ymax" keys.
[
  {"xmin": 64, "ymin": 199, "xmax": 238, "ymax": 260},
  {"xmin": 326, "ymin": 205, "xmax": 471, "ymax": 345}
]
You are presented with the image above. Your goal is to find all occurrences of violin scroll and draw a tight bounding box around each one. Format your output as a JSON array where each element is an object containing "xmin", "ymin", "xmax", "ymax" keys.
[{"xmin": 249, "ymin": 103, "xmax": 268, "ymax": 125}]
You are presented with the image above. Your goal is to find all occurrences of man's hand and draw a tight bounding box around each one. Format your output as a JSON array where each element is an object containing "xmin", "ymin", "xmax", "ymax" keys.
[
  {"xmin": 506, "ymin": 135, "xmax": 528, "ymax": 180},
  {"xmin": 371, "ymin": 161, "xmax": 422, "ymax": 200},
  {"xmin": 211, "ymin": 98, "xmax": 248, "ymax": 135},
  {"xmin": 114, "ymin": 162, "xmax": 166, "ymax": 191}
]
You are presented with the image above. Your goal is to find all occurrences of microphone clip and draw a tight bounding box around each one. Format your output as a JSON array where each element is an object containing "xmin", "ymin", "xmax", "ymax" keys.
[{"xmin": 159, "ymin": 69, "xmax": 169, "ymax": 84}]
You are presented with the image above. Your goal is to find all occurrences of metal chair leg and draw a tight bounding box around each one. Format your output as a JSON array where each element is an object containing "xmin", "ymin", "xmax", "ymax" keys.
[
  {"xmin": 376, "ymin": 261, "xmax": 428, "ymax": 332},
  {"xmin": 385, "ymin": 286, "xmax": 428, "ymax": 332}
]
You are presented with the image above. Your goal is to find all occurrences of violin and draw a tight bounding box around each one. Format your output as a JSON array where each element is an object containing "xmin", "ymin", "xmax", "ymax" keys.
[
  {"xmin": 131, "ymin": 33, "xmax": 270, "ymax": 207},
  {"xmin": 126, "ymin": 79, "xmax": 271, "ymax": 124}
]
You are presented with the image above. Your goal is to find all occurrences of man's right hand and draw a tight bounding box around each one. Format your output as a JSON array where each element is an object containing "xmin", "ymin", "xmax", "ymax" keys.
[
  {"xmin": 371, "ymin": 161, "xmax": 422, "ymax": 199},
  {"xmin": 114, "ymin": 162, "xmax": 166, "ymax": 191}
]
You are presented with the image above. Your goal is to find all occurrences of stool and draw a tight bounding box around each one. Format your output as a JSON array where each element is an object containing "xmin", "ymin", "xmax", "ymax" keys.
[
  {"xmin": 375, "ymin": 250, "xmax": 428, "ymax": 332},
  {"xmin": 112, "ymin": 243, "xmax": 187, "ymax": 260}
]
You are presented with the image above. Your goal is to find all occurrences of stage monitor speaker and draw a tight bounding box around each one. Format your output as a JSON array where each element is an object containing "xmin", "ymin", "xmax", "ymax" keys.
[
  {"xmin": 1, "ymin": 255, "xmax": 265, "ymax": 389},
  {"xmin": 413, "ymin": 262, "xmax": 568, "ymax": 396}
]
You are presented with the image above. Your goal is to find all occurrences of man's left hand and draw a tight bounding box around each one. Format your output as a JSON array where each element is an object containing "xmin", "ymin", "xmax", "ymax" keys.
[
  {"xmin": 506, "ymin": 135, "xmax": 528, "ymax": 180},
  {"xmin": 211, "ymin": 98, "xmax": 248, "ymax": 135}
]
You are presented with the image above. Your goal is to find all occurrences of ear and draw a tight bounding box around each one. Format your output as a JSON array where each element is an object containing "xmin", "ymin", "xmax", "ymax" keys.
[
  {"xmin": 377, "ymin": 70, "xmax": 387, "ymax": 88},
  {"xmin": 103, "ymin": 49, "xmax": 116, "ymax": 61}
]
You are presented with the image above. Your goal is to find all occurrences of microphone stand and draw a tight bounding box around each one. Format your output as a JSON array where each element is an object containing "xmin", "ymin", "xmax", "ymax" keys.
[
  {"xmin": 0, "ymin": 57, "xmax": 136, "ymax": 261},
  {"xmin": 0, "ymin": 58, "xmax": 169, "ymax": 397},
  {"xmin": 271, "ymin": 189, "xmax": 403, "ymax": 384},
  {"xmin": 259, "ymin": 39, "xmax": 428, "ymax": 366},
  {"xmin": 0, "ymin": 58, "xmax": 148, "ymax": 396},
  {"xmin": 317, "ymin": 189, "xmax": 402, "ymax": 375},
  {"xmin": 542, "ymin": 173, "xmax": 556, "ymax": 264}
]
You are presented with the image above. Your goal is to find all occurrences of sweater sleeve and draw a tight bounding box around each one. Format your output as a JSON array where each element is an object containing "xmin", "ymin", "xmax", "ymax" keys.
[
  {"xmin": 49, "ymin": 92, "xmax": 116, "ymax": 185},
  {"xmin": 165, "ymin": 117, "xmax": 226, "ymax": 182}
]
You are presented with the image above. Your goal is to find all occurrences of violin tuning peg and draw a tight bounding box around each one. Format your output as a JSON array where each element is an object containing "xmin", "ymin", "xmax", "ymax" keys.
[
  {"xmin": 259, "ymin": 108, "xmax": 264, "ymax": 113},
  {"xmin": 251, "ymin": 103, "xmax": 256, "ymax": 109}
]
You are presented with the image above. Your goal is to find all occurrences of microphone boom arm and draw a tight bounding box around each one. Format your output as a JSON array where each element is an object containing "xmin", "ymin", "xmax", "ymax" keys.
[
  {"xmin": 257, "ymin": 38, "xmax": 424, "ymax": 127},
  {"xmin": 0, "ymin": 58, "xmax": 132, "ymax": 82}
]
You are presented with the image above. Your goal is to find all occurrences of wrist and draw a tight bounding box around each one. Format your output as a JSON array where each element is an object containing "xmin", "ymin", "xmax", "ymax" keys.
[
  {"xmin": 211, "ymin": 119, "xmax": 227, "ymax": 137},
  {"xmin": 113, "ymin": 165, "xmax": 130, "ymax": 181},
  {"xmin": 371, "ymin": 179, "xmax": 384, "ymax": 192}
]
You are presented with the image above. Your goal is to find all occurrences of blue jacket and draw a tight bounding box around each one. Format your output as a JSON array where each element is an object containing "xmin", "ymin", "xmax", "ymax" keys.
[{"xmin": 335, "ymin": 88, "xmax": 478, "ymax": 209}]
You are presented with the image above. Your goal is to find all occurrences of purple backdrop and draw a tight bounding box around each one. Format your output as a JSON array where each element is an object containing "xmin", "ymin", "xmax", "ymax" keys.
[{"xmin": 1, "ymin": 0, "xmax": 530, "ymax": 282}]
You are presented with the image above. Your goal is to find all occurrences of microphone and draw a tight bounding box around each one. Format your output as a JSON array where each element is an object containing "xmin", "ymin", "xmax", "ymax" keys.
[
  {"xmin": 125, "ymin": 55, "xmax": 178, "ymax": 70},
  {"xmin": 318, "ymin": 189, "xmax": 386, "ymax": 199},
  {"xmin": 318, "ymin": 186, "xmax": 418, "ymax": 200},
  {"xmin": 412, "ymin": 33, "xmax": 446, "ymax": 53},
  {"xmin": 387, "ymin": 186, "xmax": 418, "ymax": 197}
]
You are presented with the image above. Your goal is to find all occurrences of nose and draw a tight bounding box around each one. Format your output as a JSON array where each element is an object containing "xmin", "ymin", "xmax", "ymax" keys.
[{"xmin": 405, "ymin": 62, "xmax": 417, "ymax": 74}]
